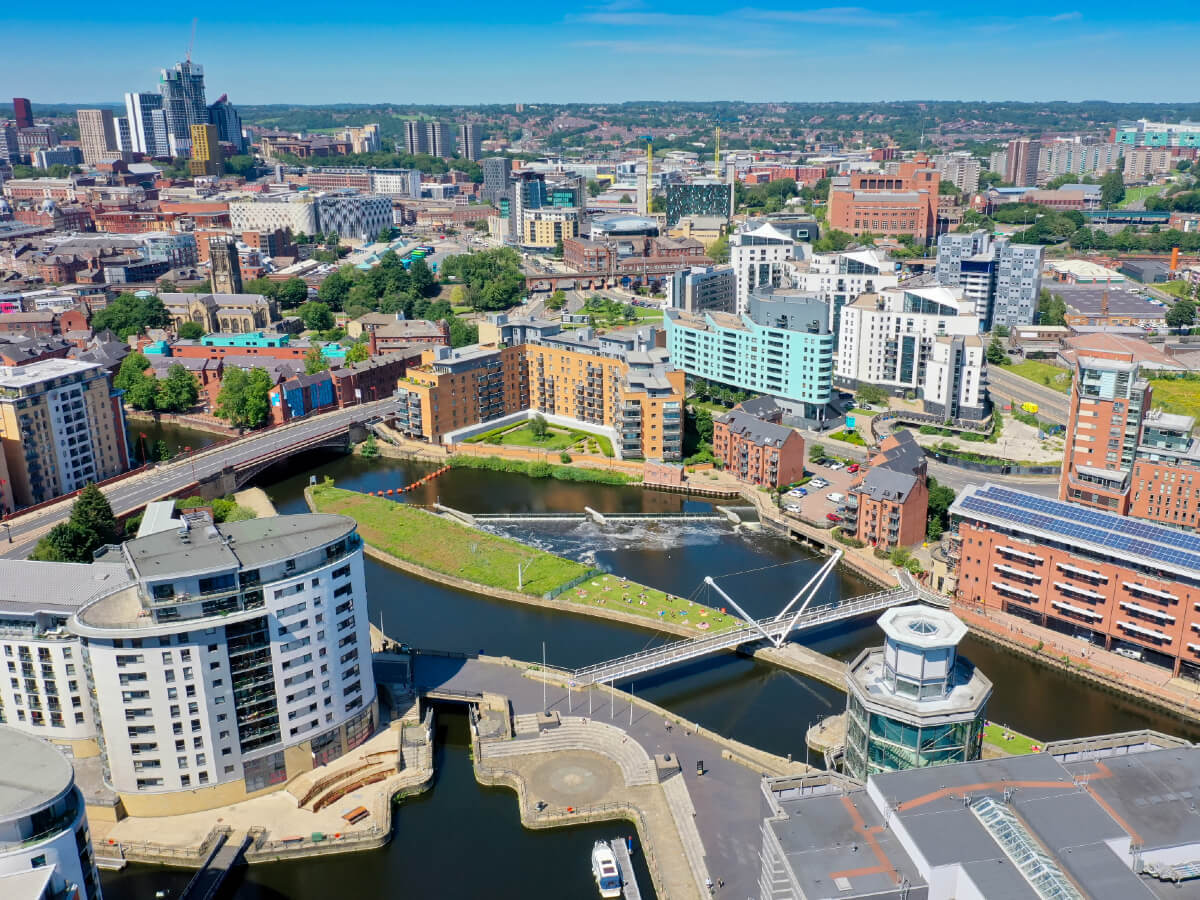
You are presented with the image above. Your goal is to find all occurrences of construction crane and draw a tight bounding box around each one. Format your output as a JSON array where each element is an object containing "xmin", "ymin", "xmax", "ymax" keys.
[
  {"xmin": 638, "ymin": 134, "xmax": 653, "ymax": 216},
  {"xmin": 715, "ymin": 126, "xmax": 721, "ymax": 171},
  {"xmin": 187, "ymin": 17, "xmax": 198, "ymax": 63}
]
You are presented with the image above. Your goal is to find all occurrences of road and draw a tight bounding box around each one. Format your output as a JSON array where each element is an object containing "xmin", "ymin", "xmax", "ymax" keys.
[
  {"xmin": 1, "ymin": 398, "xmax": 400, "ymax": 560},
  {"xmin": 986, "ymin": 367, "xmax": 1070, "ymax": 425}
]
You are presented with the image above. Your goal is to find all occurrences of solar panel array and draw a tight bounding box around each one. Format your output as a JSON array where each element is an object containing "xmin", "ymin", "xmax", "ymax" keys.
[{"xmin": 958, "ymin": 485, "xmax": 1200, "ymax": 574}]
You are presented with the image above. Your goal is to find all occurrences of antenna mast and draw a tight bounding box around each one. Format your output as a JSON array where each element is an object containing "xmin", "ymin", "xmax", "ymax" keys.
[{"xmin": 187, "ymin": 17, "xmax": 198, "ymax": 63}]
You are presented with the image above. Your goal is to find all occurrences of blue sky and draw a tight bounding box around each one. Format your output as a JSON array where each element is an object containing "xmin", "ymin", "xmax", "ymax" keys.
[{"xmin": 4, "ymin": 2, "xmax": 1198, "ymax": 105}]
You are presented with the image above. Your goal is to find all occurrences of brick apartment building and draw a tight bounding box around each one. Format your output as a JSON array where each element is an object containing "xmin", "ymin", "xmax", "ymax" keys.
[
  {"xmin": 712, "ymin": 398, "xmax": 805, "ymax": 488},
  {"xmin": 951, "ymin": 482, "xmax": 1200, "ymax": 679},
  {"xmin": 1059, "ymin": 351, "xmax": 1200, "ymax": 530},
  {"xmin": 828, "ymin": 156, "xmax": 941, "ymax": 245},
  {"xmin": 843, "ymin": 430, "xmax": 929, "ymax": 550}
]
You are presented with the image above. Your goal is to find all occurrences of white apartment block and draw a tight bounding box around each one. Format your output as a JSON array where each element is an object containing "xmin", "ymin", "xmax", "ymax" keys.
[
  {"xmin": 923, "ymin": 334, "xmax": 988, "ymax": 421},
  {"xmin": 931, "ymin": 152, "xmax": 981, "ymax": 194},
  {"xmin": 1037, "ymin": 140, "xmax": 1123, "ymax": 181},
  {"xmin": 229, "ymin": 196, "xmax": 319, "ymax": 235},
  {"xmin": 370, "ymin": 170, "xmax": 421, "ymax": 199},
  {"xmin": 1124, "ymin": 148, "xmax": 1181, "ymax": 182},
  {"xmin": 837, "ymin": 283, "xmax": 984, "ymax": 418},
  {"xmin": 39, "ymin": 512, "xmax": 381, "ymax": 817},
  {"xmin": 730, "ymin": 222, "xmax": 800, "ymax": 314},
  {"xmin": 788, "ymin": 248, "xmax": 899, "ymax": 336}
]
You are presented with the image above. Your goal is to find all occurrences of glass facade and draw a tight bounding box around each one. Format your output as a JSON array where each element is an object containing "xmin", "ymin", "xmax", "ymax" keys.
[{"xmin": 844, "ymin": 691, "xmax": 986, "ymax": 780}]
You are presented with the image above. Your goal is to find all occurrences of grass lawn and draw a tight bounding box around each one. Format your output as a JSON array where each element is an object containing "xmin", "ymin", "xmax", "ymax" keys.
[
  {"xmin": 1148, "ymin": 377, "xmax": 1200, "ymax": 421},
  {"xmin": 1158, "ymin": 280, "xmax": 1193, "ymax": 300},
  {"xmin": 310, "ymin": 484, "xmax": 733, "ymax": 630},
  {"xmin": 1117, "ymin": 185, "xmax": 1164, "ymax": 209},
  {"xmin": 1001, "ymin": 360, "xmax": 1072, "ymax": 394},
  {"xmin": 983, "ymin": 722, "xmax": 1042, "ymax": 756},
  {"xmin": 466, "ymin": 421, "xmax": 614, "ymax": 457},
  {"xmin": 632, "ymin": 307, "xmax": 664, "ymax": 322},
  {"xmin": 688, "ymin": 398, "xmax": 736, "ymax": 417},
  {"xmin": 844, "ymin": 408, "xmax": 875, "ymax": 418}
]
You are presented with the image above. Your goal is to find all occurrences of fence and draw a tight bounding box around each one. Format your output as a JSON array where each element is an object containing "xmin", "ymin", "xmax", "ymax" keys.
[
  {"xmin": 543, "ymin": 568, "xmax": 604, "ymax": 601},
  {"xmin": 869, "ymin": 409, "xmax": 993, "ymax": 443},
  {"xmin": 923, "ymin": 449, "xmax": 1060, "ymax": 476},
  {"xmin": 112, "ymin": 826, "xmax": 229, "ymax": 867}
]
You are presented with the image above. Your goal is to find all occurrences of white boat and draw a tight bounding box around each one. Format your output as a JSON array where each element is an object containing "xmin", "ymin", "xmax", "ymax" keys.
[{"xmin": 591, "ymin": 840, "xmax": 622, "ymax": 898}]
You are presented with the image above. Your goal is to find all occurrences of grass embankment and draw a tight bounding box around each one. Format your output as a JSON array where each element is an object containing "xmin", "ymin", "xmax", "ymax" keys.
[
  {"xmin": 1000, "ymin": 360, "xmax": 1072, "ymax": 394},
  {"xmin": 465, "ymin": 422, "xmax": 615, "ymax": 457},
  {"xmin": 448, "ymin": 454, "xmax": 637, "ymax": 485},
  {"xmin": 1117, "ymin": 185, "xmax": 1163, "ymax": 209},
  {"xmin": 983, "ymin": 722, "xmax": 1041, "ymax": 756},
  {"xmin": 310, "ymin": 485, "xmax": 736, "ymax": 632}
]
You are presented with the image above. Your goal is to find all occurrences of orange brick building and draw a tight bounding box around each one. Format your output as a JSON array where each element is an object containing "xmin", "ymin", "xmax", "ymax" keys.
[
  {"xmin": 712, "ymin": 399, "xmax": 805, "ymax": 488},
  {"xmin": 844, "ymin": 430, "xmax": 929, "ymax": 549},
  {"xmin": 951, "ymin": 482, "xmax": 1200, "ymax": 678},
  {"xmin": 828, "ymin": 155, "xmax": 941, "ymax": 245}
]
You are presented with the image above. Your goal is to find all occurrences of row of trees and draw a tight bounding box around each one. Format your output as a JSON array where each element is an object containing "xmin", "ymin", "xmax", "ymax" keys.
[
  {"xmin": 241, "ymin": 276, "xmax": 310, "ymax": 309},
  {"xmin": 438, "ymin": 248, "xmax": 525, "ymax": 311},
  {"xmin": 91, "ymin": 293, "xmax": 170, "ymax": 340},
  {"xmin": 316, "ymin": 252, "xmax": 436, "ymax": 315}
]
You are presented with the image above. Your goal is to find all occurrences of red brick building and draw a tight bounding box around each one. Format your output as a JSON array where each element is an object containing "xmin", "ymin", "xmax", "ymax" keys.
[
  {"xmin": 844, "ymin": 430, "xmax": 929, "ymax": 550},
  {"xmin": 712, "ymin": 399, "xmax": 805, "ymax": 488},
  {"xmin": 828, "ymin": 156, "xmax": 941, "ymax": 245}
]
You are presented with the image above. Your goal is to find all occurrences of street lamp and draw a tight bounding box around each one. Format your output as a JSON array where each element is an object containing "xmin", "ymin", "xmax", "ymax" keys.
[{"xmin": 2, "ymin": 523, "xmax": 11, "ymax": 544}]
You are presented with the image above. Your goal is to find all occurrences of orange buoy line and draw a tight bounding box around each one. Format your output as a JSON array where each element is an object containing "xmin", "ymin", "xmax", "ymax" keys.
[{"xmin": 378, "ymin": 465, "xmax": 452, "ymax": 497}]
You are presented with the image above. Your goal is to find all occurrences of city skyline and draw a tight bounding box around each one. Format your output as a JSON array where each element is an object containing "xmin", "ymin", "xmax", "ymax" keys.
[{"xmin": 4, "ymin": 2, "xmax": 1200, "ymax": 105}]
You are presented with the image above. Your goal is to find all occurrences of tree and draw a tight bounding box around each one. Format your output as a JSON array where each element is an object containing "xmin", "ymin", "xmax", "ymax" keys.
[
  {"xmin": 317, "ymin": 269, "xmax": 354, "ymax": 309},
  {"xmin": 994, "ymin": 324, "xmax": 1010, "ymax": 338},
  {"xmin": 278, "ymin": 277, "xmax": 310, "ymax": 308},
  {"xmin": 926, "ymin": 476, "xmax": 956, "ymax": 537},
  {"xmin": 449, "ymin": 318, "xmax": 478, "ymax": 348},
  {"xmin": 855, "ymin": 384, "xmax": 887, "ymax": 407},
  {"xmin": 1167, "ymin": 300, "xmax": 1196, "ymax": 330},
  {"xmin": 546, "ymin": 289, "xmax": 567, "ymax": 311},
  {"xmin": 32, "ymin": 484, "xmax": 119, "ymax": 562},
  {"xmin": 938, "ymin": 181, "xmax": 960, "ymax": 196},
  {"xmin": 126, "ymin": 376, "xmax": 161, "ymax": 411},
  {"xmin": 215, "ymin": 367, "xmax": 273, "ymax": 429},
  {"xmin": 707, "ymin": 234, "xmax": 730, "ymax": 264},
  {"xmin": 587, "ymin": 179, "xmax": 604, "ymax": 197},
  {"xmin": 91, "ymin": 293, "xmax": 169, "ymax": 340},
  {"xmin": 113, "ymin": 352, "xmax": 151, "ymax": 392},
  {"xmin": 408, "ymin": 259, "xmax": 435, "ymax": 297},
  {"xmin": 1100, "ymin": 170, "xmax": 1125, "ymax": 207},
  {"xmin": 177, "ymin": 321, "xmax": 204, "ymax": 339},
  {"xmin": 158, "ymin": 364, "xmax": 200, "ymax": 412},
  {"xmin": 298, "ymin": 300, "xmax": 334, "ymax": 332},
  {"xmin": 240, "ymin": 277, "xmax": 281, "ymax": 299},
  {"xmin": 1036, "ymin": 288, "xmax": 1067, "ymax": 326},
  {"xmin": 345, "ymin": 341, "xmax": 370, "ymax": 364},
  {"xmin": 530, "ymin": 413, "xmax": 548, "ymax": 440},
  {"xmin": 305, "ymin": 345, "xmax": 330, "ymax": 374},
  {"xmin": 694, "ymin": 407, "xmax": 714, "ymax": 444},
  {"xmin": 926, "ymin": 516, "xmax": 944, "ymax": 541},
  {"xmin": 155, "ymin": 440, "xmax": 172, "ymax": 462},
  {"xmin": 813, "ymin": 229, "xmax": 853, "ymax": 252},
  {"xmin": 554, "ymin": 239, "xmax": 564, "ymax": 259},
  {"xmin": 377, "ymin": 226, "xmax": 394, "ymax": 244},
  {"xmin": 986, "ymin": 335, "xmax": 1008, "ymax": 365}
]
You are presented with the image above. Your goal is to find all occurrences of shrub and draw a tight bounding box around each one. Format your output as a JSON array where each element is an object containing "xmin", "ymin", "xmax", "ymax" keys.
[
  {"xmin": 919, "ymin": 425, "xmax": 940, "ymax": 435},
  {"xmin": 560, "ymin": 452, "xmax": 572, "ymax": 464}
]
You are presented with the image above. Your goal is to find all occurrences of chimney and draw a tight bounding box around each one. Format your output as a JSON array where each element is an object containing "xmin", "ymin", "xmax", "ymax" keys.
[{"xmin": 368, "ymin": 328, "xmax": 378, "ymax": 358}]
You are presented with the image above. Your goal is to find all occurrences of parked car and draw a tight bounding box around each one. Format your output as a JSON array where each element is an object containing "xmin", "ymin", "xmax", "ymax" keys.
[
  {"xmin": 847, "ymin": 464, "xmax": 860, "ymax": 473},
  {"xmin": 810, "ymin": 478, "xmax": 829, "ymax": 489},
  {"xmin": 1114, "ymin": 647, "xmax": 1143, "ymax": 661},
  {"xmin": 827, "ymin": 492, "xmax": 845, "ymax": 504},
  {"xmin": 828, "ymin": 461, "xmax": 845, "ymax": 471},
  {"xmin": 787, "ymin": 488, "xmax": 807, "ymax": 497},
  {"xmin": 826, "ymin": 513, "xmax": 843, "ymax": 523}
]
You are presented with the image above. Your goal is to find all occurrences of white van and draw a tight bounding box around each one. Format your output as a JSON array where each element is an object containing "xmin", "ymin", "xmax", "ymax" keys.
[{"xmin": 827, "ymin": 493, "xmax": 845, "ymax": 504}]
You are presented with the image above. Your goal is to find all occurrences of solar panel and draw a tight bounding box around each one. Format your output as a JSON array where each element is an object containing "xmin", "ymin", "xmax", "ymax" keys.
[{"xmin": 959, "ymin": 486, "xmax": 1200, "ymax": 574}]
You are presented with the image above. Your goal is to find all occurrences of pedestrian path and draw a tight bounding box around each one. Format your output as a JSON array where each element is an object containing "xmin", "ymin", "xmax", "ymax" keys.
[
  {"xmin": 480, "ymin": 718, "xmax": 659, "ymax": 787},
  {"xmin": 661, "ymin": 773, "xmax": 711, "ymax": 896}
]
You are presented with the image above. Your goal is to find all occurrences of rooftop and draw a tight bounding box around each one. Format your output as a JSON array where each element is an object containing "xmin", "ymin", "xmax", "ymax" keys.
[
  {"xmin": 0, "ymin": 725, "xmax": 75, "ymax": 822},
  {"xmin": 0, "ymin": 559, "xmax": 132, "ymax": 617},
  {"xmin": 0, "ymin": 356, "xmax": 102, "ymax": 388},
  {"xmin": 716, "ymin": 409, "xmax": 795, "ymax": 448},
  {"xmin": 950, "ymin": 483, "xmax": 1200, "ymax": 580}
]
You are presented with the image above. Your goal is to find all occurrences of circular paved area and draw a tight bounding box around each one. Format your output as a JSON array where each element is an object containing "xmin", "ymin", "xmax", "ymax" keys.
[{"xmin": 527, "ymin": 751, "xmax": 619, "ymax": 807}]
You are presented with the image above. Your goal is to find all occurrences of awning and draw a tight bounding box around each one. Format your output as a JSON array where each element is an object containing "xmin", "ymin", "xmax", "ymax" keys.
[
  {"xmin": 1118, "ymin": 620, "xmax": 1171, "ymax": 642},
  {"xmin": 1054, "ymin": 581, "xmax": 1105, "ymax": 601},
  {"xmin": 1056, "ymin": 562, "xmax": 1107, "ymax": 582},
  {"xmin": 1122, "ymin": 582, "xmax": 1177, "ymax": 602},
  {"xmin": 1052, "ymin": 600, "xmax": 1103, "ymax": 620},
  {"xmin": 1119, "ymin": 601, "xmax": 1175, "ymax": 623},
  {"xmin": 995, "ymin": 563, "xmax": 1041, "ymax": 581},
  {"xmin": 992, "ymin": 581, "xmax": 1039, "ymax": 600},
  {"xmin": 999, "ymin": 546, "xmax": 1043, "ymax": 563}
]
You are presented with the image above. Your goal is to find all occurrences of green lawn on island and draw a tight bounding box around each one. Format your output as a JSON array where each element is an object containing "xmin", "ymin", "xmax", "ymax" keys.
[
  {"xmin": 309, "ymin": 484, "xmax": 736, "ymax": 631},
  {"xmin": 983, "ymin": 722, "xmax": 1041, "ymax": 756},
  {"xmin": 1148, "ymin": 377, "xmax": 1200, "ymax": 422},
  {"xmin": 1000, "ymin": 360, "xmax": 1073, "ymax": 394},
  {"xmin": 466, "ymin": 421, "xmax": 615, "ymax": 457}
]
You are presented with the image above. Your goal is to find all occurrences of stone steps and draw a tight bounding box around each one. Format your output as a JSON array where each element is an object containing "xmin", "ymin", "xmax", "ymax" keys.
[
  {"xmin": 480, "ymin": 721, "xmax": 657, "ymax": 787},
  {"xmin": 662, "ymin": 774, "xmax": 710, "ymax": 896}
]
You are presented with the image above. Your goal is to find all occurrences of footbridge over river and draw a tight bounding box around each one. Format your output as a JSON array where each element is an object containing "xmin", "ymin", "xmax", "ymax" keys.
[{"xmin": 569, "ymin": 552, "xmax": 944, "ymax": 686}]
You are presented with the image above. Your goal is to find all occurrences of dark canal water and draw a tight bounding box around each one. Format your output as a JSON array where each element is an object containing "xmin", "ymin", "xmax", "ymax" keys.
[{"xmin": 103, "ymin": 428, "xmax": 1200, "ymax": 899}]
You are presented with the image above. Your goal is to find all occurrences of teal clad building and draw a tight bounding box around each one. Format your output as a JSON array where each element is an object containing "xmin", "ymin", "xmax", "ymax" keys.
[
  {"xmin": 665, "ymin": 287, "xmax": 834, "ymax": 423},
  {"xmin": 1114, "ymin": 119, "xmax": 1200, "ymax": 148}
]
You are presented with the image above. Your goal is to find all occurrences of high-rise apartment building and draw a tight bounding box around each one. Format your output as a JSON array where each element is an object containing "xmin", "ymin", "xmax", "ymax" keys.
[
  {"xmin": 665, "ymin": 288, "xmax": 834, "ymax": 423},
  {"xmin": 931, "ymin": 151, "xmax": 981, "ymax": 194},
  {"xmin": 667, "ymin": 265, "xmax": 736, "ymax": 315},
  {"xmin": 426, "ymin": 122, "xmax": 454, "ymax": 158},
  {"xmin": 1004, "ymin": 137, "xmax": 1042, "ymax": 187},
  {"xmin": 458, "ymin": 123, "xmax": 482, "ymax": 161},
  {"xmin": 343, "ymin": 123, "xmax": 380, "ymax": 155},
  {"xmin": 208, "ymin": 234, "xmax": 242, "ymax": 294},
  {"xmin": 0, "ymin": 125, "xmax": 19, "ymax": 164},
  {"xmin": 125, "ymin": 92, "xmax": 169, "ymax": 157},
  {"xmin": 12, "ymin": 97, "xmax": 32, "ymax": 130},
  {"xmin": 402, "ymin": 120, "xmax": 426, "ymax": 155},
  {"xmin": 159, "ymin": 60, "xmax": 208, "ymax": 155},
  {"xmin": 208, "ymin": 94, "xmax": 246, "ymax": 154},
  {"xmin": 314, "ymin": 193, "xmax": 394, "ymax": 243},
  {"xmin": 188, "ymin": 123, "xmax": 222, "ymax": 177},
  {"xmin": 0, "ymin": 354, "xmax": 130, "ymax": 508},
  {"xmin": 1037, "ymin": 139, "xmax": 1123, "ymax": 181},
  {"xmin": 481, "ymin": 157, "xmax": 512, "ymax": 204},
  {"xmin": 76, "ymin": 109, "xmax": 117, "ymax": 165},
  {"xmin": 935, "ymin": 230, "xmax": 1043, "ymax": 329},
  {"xmin": 729, "ymin": 222, "xmax": 799, "ymax": 313},
  {"xmin": 790, "ymin": 247, "xmax": 899, "ymax": 337},
  {"xmin": 1114, "ymin": 118, "xmax": 1200, "ymax": 148},
  {"xmin": 114, "ymin": 116, "xmax": 133, "ymax": 153}
]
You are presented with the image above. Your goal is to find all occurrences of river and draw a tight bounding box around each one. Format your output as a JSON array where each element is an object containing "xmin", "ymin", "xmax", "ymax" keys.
[{"xmin": 101, "ymin": 428, "xmax": 1200, "ymax": 899}]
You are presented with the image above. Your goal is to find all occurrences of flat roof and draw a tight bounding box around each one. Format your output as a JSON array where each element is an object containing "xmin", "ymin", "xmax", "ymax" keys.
[
  {"xmin": 951, "ymin": 483, "xmax": 1200, "ymax": 579},
  {"xmin": 0, "ymin": 356, "xmax": 102, "ymax": 388},
  {"xmin": 0, "ymin": 725, "xmax": 74, "ymax": 821},
  {"xmin": 0, "ymin": 559, "xmax": 131, "ymax": 616}
]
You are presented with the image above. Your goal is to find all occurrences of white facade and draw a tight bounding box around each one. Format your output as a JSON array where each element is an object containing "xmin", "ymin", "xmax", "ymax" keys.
[
  {"xmin": 371, "ymin": 170, "xmax": 421, "ymax": 199},
  {"xmin": 229, "ymin": 197, "xmax": 319, "ymax": 235},
  {"xmin": 924, "ymin": 335, "xmax": 987, "ymax": 420},
  {"xmin": 315, "ymin": 194, "xmax": 394, "ymax": 243},
  {"xmin": 1038, "ymin": 140, "xmax": 1123, "ymax": 179},
  {"xmin": 730, "ymin": 222, "xmax": 798, "ymax": 314},
  {"xmin": 931, "ymin": 152, "xmax": 981, "ymax": 194},
  {"xmin": 837, "ymin": 283, "xmax": 981, "ymax": 397},
  {"xmin": 789, "ymin": 248, "xmax": 899, "ymax": 335},
  {"xmin": 72, "ymin": 514, "xmax": 376, "ymax": 801},
  {"xmin": 0, "ymin": 725, "xmax": 101, "ymax": 900}
]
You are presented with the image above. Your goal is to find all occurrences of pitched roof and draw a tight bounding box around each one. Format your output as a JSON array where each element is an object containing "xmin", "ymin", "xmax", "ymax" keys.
[{"xmin": 716, "ymin": 409, "xmax": 795, "ymax": 448}]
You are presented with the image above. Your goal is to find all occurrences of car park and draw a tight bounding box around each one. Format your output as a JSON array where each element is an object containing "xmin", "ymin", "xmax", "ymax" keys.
[
  {"xmin": 827, "ymin": 492, "xmax": 845, "ymax": 504},
  {"xmin": 828, "ymin": 461, "xmax": 845, "ymax": 471},
  {"xmin": 826, "ymin": 513, "xmax": 842, "ymax": 523},
  {"xmin": 788, "ymin": 488, "xmax": 807, "ymax": 497},
  {"xmin": 847, "ymin": 464, "xmax": 860, "ymax": 473}
]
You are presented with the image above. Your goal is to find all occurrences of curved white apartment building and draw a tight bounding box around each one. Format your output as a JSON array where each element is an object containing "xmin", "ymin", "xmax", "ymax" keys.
[
  {"xmin": 0, "ymin": 725, "xmax": 102, "ymax": 900},
  {"xmin": 71, "ymin": 512, "xmax": 376, "ymax": 816}
]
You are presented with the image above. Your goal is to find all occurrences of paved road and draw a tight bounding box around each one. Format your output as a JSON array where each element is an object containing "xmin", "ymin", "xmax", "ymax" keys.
[
  {"xmin": 1, "ymin": 398, "xmax": 400, "ymax": 560},
  {"xmin": 987, "ymin": 367, "xmax": 1070, "ymax": 425}
]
